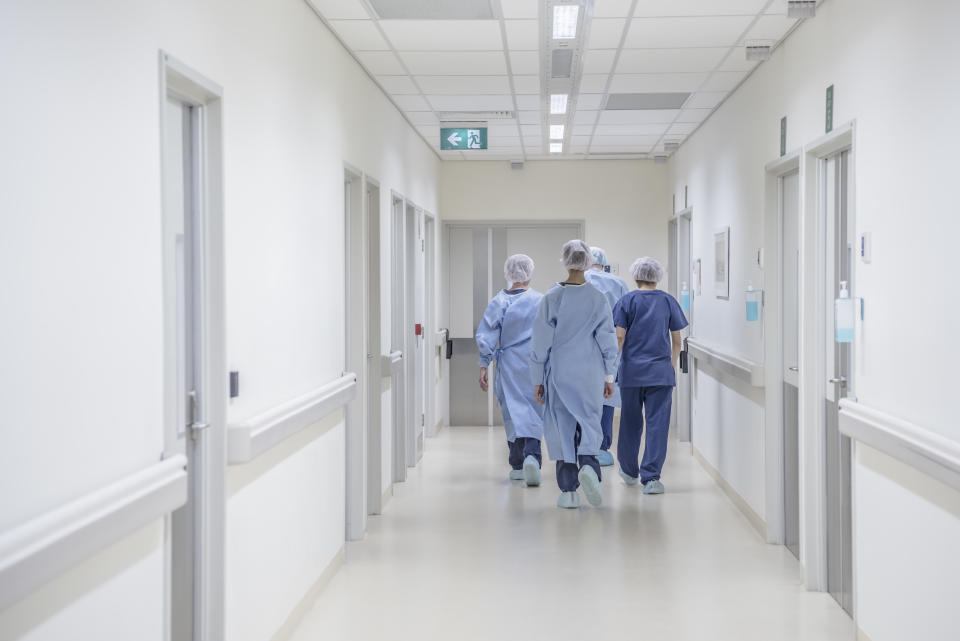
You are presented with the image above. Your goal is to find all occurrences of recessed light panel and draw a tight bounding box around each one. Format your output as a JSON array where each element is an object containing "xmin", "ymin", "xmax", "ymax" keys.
[
  {"xmin": 551, "ymin": 94, "xmax": 568, "ymax": 115},
  {"xmin": 605, "ymin": 93, "xmax": 691, "ymax": 110},
  {"xmin": 550, "ymin": 125, "xmax": 565, "ymax": 139},
  {"xmin": 369, "ymin": 0, "xmax": 494, "ymax": 19},
  {"xmin": 552, "ymin": 5, "xmax": 580, "ymax": 39},
  {"xmin": 550, "ymin": 142, "xmax": 563, "ymax": 153}
]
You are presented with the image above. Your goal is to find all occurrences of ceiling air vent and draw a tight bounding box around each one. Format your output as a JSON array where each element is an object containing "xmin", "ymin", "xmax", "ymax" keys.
[
  {"xmin": 745, "ymin": 41, "xmax": 773, "ymax": 61},
  {"xmin": 437, "ymin": 111, "xmax": 514, "ymax": 121},
  {"xmin": 604, "ymin": 93, "xmax": 690, "ymax": 110},
  {"xmin": 787, "ymin": 0, "xmax": 816, "ymax": 18},
  {"xmin": 368, "ymin": 0, "xmax": 493, "ymax": 19},
  {"xmin": 664, "ymin": 142, "xmax": 680, "ymax": 152},
  {"xmin": 551, "ymin": 49, "xmax": 574, "ymax": 79},
  {"xmin": 510, "ymin": 160, "xmax": 525, "ymax": 170},
  {"xmin": 654, "ymin": 155, "xmax": 669, "ymax": 164}
]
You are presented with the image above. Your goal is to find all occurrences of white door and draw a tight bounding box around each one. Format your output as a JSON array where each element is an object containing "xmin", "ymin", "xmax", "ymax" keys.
[
  {"xmin": 672, "ymin": 214, "xmax": 693, "ymax": 442},
  {"xmin": 780, "ymin": 170, "xmax": 801, "ymax": 559},
  {"xmin": 365, "ymin": 182, "xmax": 383, "ymax": 514},
  {"xmin": 390, "ymin": 197, "xmax": 407, "ymax": 482},
  {"xmin": 404, "ymin": 204, "xmax": 420, "ymax": 466},
  {"xmin": 343, "ymin": 171, "xmax": 366, "ymax": 540}
]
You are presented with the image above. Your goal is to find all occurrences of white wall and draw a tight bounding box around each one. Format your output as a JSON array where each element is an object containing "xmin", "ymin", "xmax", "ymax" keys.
[
  {"xmin": 0, "ymin": 0, "xmax": 438, "ymax": 638},
  {"xmin": 439, "ymin": 160, "xmax": 670, "ymax": 284},
  {"xmin": 667, "ymin": 0, "xmax": 960, "ymax": 637}
]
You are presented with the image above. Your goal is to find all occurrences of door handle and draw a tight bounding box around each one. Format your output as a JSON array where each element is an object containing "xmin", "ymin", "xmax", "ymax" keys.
[
  {"xmin": 189, "ymin": 422, "xmax": 210, "ymax": 440},
  {"xmin": 788, "ymin": 366, "xmax": 799, "ymax": 372},
  {"xmin": 828, "ymin": 376, "xmax": 847, "ymax": 388}
]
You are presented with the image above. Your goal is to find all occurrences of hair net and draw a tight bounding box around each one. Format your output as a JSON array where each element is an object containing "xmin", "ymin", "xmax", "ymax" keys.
[
  {"xmin": 561, "ymin": 239, "xmax": 593, "ymax": 271},
  {"xmin": 504, "ymin": 254, "xmax": 534, "ymax": 286},
  {"xmin": 590, "ymin": 246, "xmax": 608, "ymax": 267},
  {"xmin": 630, "ymin": 256, "xmax": 664, "ymax": 283}
]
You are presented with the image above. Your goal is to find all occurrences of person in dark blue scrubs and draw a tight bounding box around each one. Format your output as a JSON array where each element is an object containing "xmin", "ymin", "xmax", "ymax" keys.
[{"xmin": 612, "ymin": 257, "xmax": 688, "ymax": 495}]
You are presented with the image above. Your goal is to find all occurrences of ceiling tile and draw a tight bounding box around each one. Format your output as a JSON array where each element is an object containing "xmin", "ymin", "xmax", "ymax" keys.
[
  {"xmin": 573, "ymin": 110, "xmax": 599, "ymax": 125},
  {"xmin": 594, "ymin": 0, "xmax": 636, "ymax": 18},
  {"xmin": 634, "ymin": 0, "xmax": 767, "ymax": 16},
  {"xmin": 505, "ymin": 20, "xmax": 540, "ymax": 50},
  {"xmin": 487, "ymin": 122, "xmax": 521, "ymax": 135},
  {"xmin": 684, "ymin": 91, "xmax": 728, "ymax": 109},
  {"xmin": 416, "ymin": 125, "xmax": 439, "ymax": 141},
  {"xmin": 593, "ymin": 135, "xmax": 662, "ymax": 146},
  {"xmin": 572, "ymin": 125, "xmax": 594, "ymax": 136},
  {"xmin": 575, "ymin": 94, "xmax": 606, "ymax": 110},
  {"xmin": 377, "ymin": 75, "xmax": 419, "ymax": 94},
  {"xmin": 514, "ymin": 94, "xmax": 541, "ymax": 110},
  {"xmin": 509, "ymin": 50, "xmax": 540, "ymax": 75},
  {"xmin": 306, "ymin": 0, "xmax": 369, "ymax": 19},
  {"xmin": 591, "ymin": 145, "xmax": 654, "ymax": 153},
  {"xmin": 329, "ymin": 20, "xmax": 390, "ymax": 50},
  {"xmin": 369, "ymin": 0, "xmax": 494, "ymax": 19},
  {"xmin": 597, "ymin": 109, "xmax": 679, "ymax": 124},
  {"xmin": 718, "ymin": 53, "xmax": 760, "ymax": 73},
  {"xmin": 520, "ymin": 124, "xmax": 542, "ymax": 136},
  {"xmin": 580, "ymin": 74, "xmax": 610, "ymax": 93},
  {"xmin": 518, "ymin": 111, "xmax": 541, "ymax": 124},
  {"xmin": 700, "ymin": 70, "xmax": 748, "ymax": 91},
  {"xmin": 588, "ymin": 19, "xmax": 627, "ymax": 49},
  {"xmin": 582, "ymin": 49, "xmax": 617, "ymax": 74},
  {"xmin": 625, "ymin": 16, "xmax": 755, "ymax": 48},
  {"xmin": 393, "ymin": 95, "xmax": 432, "ymax": 110},
  {"xmin": 593, "ymin": 123, "xmax": 670, "ymax": 136},
  {"xmin": 380, "ymin": 20, "xmax": 503, "ymax": 50},
  {"xmin": 616, "ymin": 47, "xmax": 727, "ymax": 73},
  {"xmin": 512, "ymin": 75, "xmax": 541, "ymax": 94},
  {"xmin": 427, "ymin": 94, "xmax": 514, "ymax": 111},
  {"xmin": 609, "ymin": 73, "xmax": 706, "ymax": 93},
  {"xmin": 745, "ymin": 14, "xmax": 799, "ymax": 42},
  {"xmin": 355, "ymin": 50, "xmax": 406, "ymax": 75},
  {"xmin": 416, "ymin": 75, "xmax": 511, "ymax": 94},
  {"xmin": 401, "ymin": 51, "xmax": 507, "ymax": 75},
  {"xmin": 405, "ymin": 111, "xmax": 440, "ymax": 125},
  {"xmin": 571, "ymin": 135, "xmax": 593, "ymax": 145},
  {"xmin": 501, "ymin": 0, "xmax": 539, "ymax": 19},
  {"xmin": 667, "ymin": 122, "xmax": 699, "ymax": 135},
  {"xmin": 675, "ymin": 108, "xmax": 713, "ymax": 123}
]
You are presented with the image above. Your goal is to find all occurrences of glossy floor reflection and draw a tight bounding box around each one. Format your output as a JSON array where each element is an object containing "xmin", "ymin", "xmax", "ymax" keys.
[{"xmin": 290, "ymin": 426, "xmax": 853, "ymax": 641}]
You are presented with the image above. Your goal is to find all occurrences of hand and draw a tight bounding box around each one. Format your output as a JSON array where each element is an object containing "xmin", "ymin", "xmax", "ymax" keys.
[
  {"xmin": 603, "ymin": 381, "xmax": 614, "ymax": 399},
  {"xmin": 535, "ymin": 385, "xmax": 545, "ymax": 404},
  {"xmin": 479, "ymin": 367, "xmax": 489, "ymax": 392}
]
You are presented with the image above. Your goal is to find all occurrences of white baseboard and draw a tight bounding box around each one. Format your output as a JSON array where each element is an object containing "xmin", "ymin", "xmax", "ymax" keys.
[
  {"xmin": 381, "ymin": 485, "xmax": 393, "ymax": 510},
  {"xmin": 691, "ymin": 445, "xmax": 766, "ymax": 539},
  {"xmin": 857, "ymin": 626, "xmax": 873, "ymax": 641},
  {"xmin": 269, "ymin": 546, "xmax": 344, "ymax": 641}
]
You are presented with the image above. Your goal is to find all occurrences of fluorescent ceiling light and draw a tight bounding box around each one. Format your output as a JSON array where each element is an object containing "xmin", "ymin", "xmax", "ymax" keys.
[
  {"xmin": 552, "ymin": 5, "xmax": 579, "ymax": 39},
  {"xmin": 550, "ymin": 94, "xmax": 568, "ymax": 115},
  {"xmin": 550, "ymin": 142, "xmax": 563, "ymax": 153},
  {"xmin": 550, "ymin": 124, "xmax": 565, "ymax": 139}
]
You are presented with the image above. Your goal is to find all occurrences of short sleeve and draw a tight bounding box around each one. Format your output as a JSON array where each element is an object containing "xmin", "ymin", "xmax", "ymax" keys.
[
  {"xmin": 667, "ymin": 295, "xmax": 689, "ymax": 331},
  {"xmin": 613, "ymin": 296, "xmax": 629, "ymax": 329}
]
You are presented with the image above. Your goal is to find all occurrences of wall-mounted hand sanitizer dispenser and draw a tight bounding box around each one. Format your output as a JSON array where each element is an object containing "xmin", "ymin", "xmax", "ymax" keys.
[
  {"xmin": 680, "ymin": 281, "xmax": 690, "ymax": 312},
  {"xmin": 835, "ymin": 281, "xmax": 854, "ymax": 343},
  {"xmin": 745, "ymin": 282, "xmax": 760, "ymax": 322}
]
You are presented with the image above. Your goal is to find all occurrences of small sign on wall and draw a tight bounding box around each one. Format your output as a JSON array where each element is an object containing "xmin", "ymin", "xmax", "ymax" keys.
[
  {"xmin": 714, "ymin": 227, "xmax": 730, "ymax": 300},
  {"xmin": 780, "ymin": 116, "xmax": 787, "ymax": 157},
  {"xmin": 825, "ymin": 85, "xmax": 834, "ymax": 133}
]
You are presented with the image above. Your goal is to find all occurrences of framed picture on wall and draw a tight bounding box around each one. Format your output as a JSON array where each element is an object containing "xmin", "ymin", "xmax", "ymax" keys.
[
  {"xmin": 714, "ymin": 227, "xmax": 730, "ymax": 299},
  {"xmin": 693, "ymin": 259, "xmax": 702, "ymax": 296}
]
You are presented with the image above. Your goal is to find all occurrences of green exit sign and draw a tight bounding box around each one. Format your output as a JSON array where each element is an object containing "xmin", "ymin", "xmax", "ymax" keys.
[{"xmin": 440, "ymin": 127, "xmax": 487, "ymax": 150}]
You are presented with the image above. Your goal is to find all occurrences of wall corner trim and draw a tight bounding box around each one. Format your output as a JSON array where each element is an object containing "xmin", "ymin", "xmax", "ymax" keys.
[{"xmin": 228, "ymin": 374, "xmax": 357, "ymax": 464}]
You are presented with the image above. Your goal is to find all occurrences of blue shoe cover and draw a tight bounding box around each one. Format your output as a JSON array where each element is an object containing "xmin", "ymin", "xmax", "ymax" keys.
[
  {"xmin": 618, "ymin": 469, "xmax": 639, "ymax": 486},
  {"xmin": 578, "ymin": 466, "xmax": 602, "ymax": 507},
  {"xmin": 557, "ymin": 491, "xmax": 580, "ymax": 509},
  {"xmin": 522, "ymin": 455, "xmax": 541, "ymax": 487},
  {"xmin": 643, "ymin": 479, "xmax": 665, "ymax": 495},
  {"xmin": 509, "ymin": 469, "xmax": 524, "ymax": 481},
  {"xmin": 597, "ymin": 450, "xmax": 615, "ymax": 467}
]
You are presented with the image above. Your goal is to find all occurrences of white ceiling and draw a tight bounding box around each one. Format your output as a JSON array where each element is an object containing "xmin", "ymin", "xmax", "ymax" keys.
[{"xmin": 306, "ymin": 0, "xmax": 810, "ymax": 160}]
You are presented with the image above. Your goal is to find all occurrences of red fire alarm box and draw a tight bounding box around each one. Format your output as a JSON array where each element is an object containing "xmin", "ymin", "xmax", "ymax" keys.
[{"xmin": 415, "ymin": 323, "xmax": 422, "ymax": 336}]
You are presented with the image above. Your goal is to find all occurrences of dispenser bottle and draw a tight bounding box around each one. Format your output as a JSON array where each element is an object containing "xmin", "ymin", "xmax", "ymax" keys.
[
  {"xmin": 745, "ymin": 282, "xmax": 760, "ymax": 322},
  {"xmin": 680, "ymin": 281, "xmax": 690, "ymax": 312},
  {"xmin": 835, "ymin": 281, "xmax": 854, "ymax": 343}
]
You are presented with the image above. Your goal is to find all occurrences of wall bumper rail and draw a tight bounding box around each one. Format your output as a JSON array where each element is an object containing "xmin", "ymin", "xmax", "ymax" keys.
[
  {"xmin": 0, "ymin": 454, "xmax": 188, "ymax": 611},
  {"xmin": 686, "ymin": 337, "xmax": 765, "ymax": 387},
  {"xmin": 228, "ymin": 373, "xmax": 358, "ymax": 464},
  {"xmin": 839, "ymin": 399, "xmax": 960, "ymax": 493},
  {"xmin": 382, "ymin": 350, "xmax": 403, "ymax": 377}
]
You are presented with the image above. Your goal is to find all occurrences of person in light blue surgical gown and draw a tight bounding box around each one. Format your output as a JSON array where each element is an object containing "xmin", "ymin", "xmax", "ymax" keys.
[
  {"xmin": 476, "ymin": 254, "xmax": 545, "ymax": 487},
  {"xmin": 585, "ymin": 246, "xmax": 629, "ymax": 467},
  {"xmin": 530, "ymin": 240, "xmax": 618, "ymax": 509}
]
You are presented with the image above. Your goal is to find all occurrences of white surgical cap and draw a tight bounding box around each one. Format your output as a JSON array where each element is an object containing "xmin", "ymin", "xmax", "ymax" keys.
[
  {"xmin": 504, "ymin": 254, "xmax": 534, "ymax": 286},
  {"xmin": 561, "ymin": 240, "xmax": 593, "ymax": 271},
  {"xmin": 630, "ymin": 257, "xmax": 664, "ymax": 283},
  {"xmin": 590, "ymin": 246, "xmax": 608, "ymax": 267}
]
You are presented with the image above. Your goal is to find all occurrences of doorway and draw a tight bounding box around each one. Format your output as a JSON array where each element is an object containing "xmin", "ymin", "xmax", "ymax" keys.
[
  {"xmin": 160, "ymin": 53, "xmax": 226, "ymax": 641},
  {"xmin": 404, "ymin": 203, "xmax": 423, "ymax": 465},
  {"xmin": 365, "ymin": 180, "xmax": 383, "ymax": 515},
  {"xmin": 780, "ymin": 169, "xmax": 801, "ymax": 559},
  {"xmin": 668, "ymin": 209, "xmax": 693, "ymax": 441},
  {"xmin": 344, "ymin": 168, "xmax": 366, "ymax": 540},
  {"xmin": 424, "ymin": 214, "xmax": 438, "ymax": 437},
  {"xmin": 390, "ymin": 195, "xmax": 407, "ymax": 483}
]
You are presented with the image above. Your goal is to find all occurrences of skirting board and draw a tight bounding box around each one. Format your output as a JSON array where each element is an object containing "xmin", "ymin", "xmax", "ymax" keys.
[
  {"xmin": 382, "ymin": 485, "xmax": 393, "ymax": 511},
  {"xmin": 857, "ymin": 626, "xmax": 873, "ymax": 641},
  {"xmin": 691, "ymin": 445, "xmax": 766, "ymax": 539},
  {"xmin": 270, "ymin": 546, "xmax": 344, "ymax": 641}
]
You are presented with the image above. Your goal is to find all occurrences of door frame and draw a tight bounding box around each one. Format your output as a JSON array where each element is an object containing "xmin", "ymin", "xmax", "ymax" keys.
[
  {"xmin": 668, "ymin": 207, "xmax": 692, "ymax": 442},
  {"xmin": 364, "ymin": 177, "xmax": 383, "ymax": 515},
  {"xmin": 423, "ymin": 212, "xmax": 439, "ymax": 437},
  {"xmin": 403, "ymin": 201, "xmax": 421, "ymax": 467},
  {"xmin": 798, "ymin": 121, "xmax": 856, "ymax": 591},
  {"xmin": 762, "ymin": 150, "xmax": 801, "ymax": 546},
  {"xmin": 159, "ymin": 51, "xmax": 227, "ymax": 641},
  {"xmin": 390, "ymin": 192, "xmax": 407, "ymax": 483}
]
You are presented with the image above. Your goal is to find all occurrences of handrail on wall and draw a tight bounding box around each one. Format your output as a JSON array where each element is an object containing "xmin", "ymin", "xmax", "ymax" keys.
[
  {"xmin": 839, "ymin": 399, "xmax": 960, "ymax": 493},
  {"xmin": 0, "ymin": 454, "xmax": 188, "ymax": 612},
  {"xmin": 686, "ymin": 337, "xmax": 765, "ymax": 387},
  {"xmin": 382, "ymin": 350, "xmax": 402, "ymax": 376},
  {"xmin": 227, "ymin": 373, "xmax": 358, "ymax": 464}
]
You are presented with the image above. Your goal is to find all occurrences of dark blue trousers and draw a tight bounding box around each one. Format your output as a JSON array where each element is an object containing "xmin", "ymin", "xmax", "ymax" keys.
[
  {"xmin": 617, "ymin": 386, "xmax": 673, "ymax": 483},
  {"xmin": 555, "ymin": 424, "xmax": 601, "ymax": 491},
  {"xmin": 508, "ymin": 437, "xmax": 542, "ymax": 470},
  {"xmin": 600, "ymin": 405, "xmax": 615, "ymax": 451}
]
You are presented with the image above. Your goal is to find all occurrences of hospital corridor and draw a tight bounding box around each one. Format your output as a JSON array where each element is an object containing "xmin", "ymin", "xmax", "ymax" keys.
[{"xmin": 1, "ymin": 1, "xmax": 958, "ymax": 641}]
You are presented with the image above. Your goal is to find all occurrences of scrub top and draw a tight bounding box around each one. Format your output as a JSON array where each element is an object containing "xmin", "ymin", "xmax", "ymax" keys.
[
  {"xmin": 586, "ymin": 269, "xmax": 629, "ymax": 408},
  {"xmin": 613, "ymin": 289, "xmax": 688, "ymax": 388}
]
